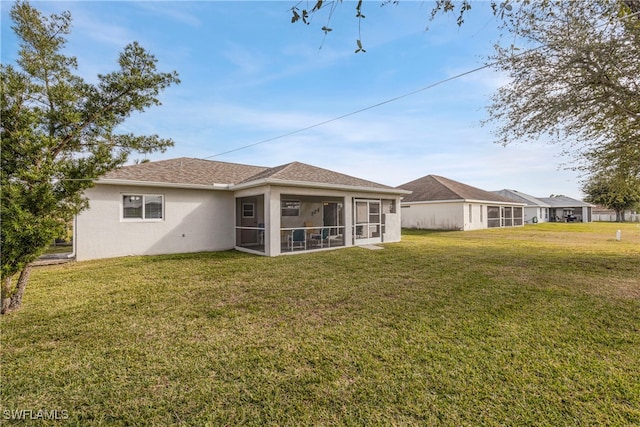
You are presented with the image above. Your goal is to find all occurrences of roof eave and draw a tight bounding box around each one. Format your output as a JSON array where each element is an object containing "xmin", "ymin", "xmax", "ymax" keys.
[
  {"xmin": 96, "ymin": 177, "xmax": 411, "ymax": 195},
  {"xmin": 402, "ymin": 198, "xmax": 526, "ymax": 206},
  {"xmin": 464, "ymin": 198, "xmax": 527, "ymax": 206},
  {"xmin": 401, "ymin": 199, "xmax": 464, "ymax": 205},
  {"xmin": 96, "ymin": 179, "xmax": 232, "ymax": 190},
  {"xmin": 547, "ymin": 203, "xmax": 595, "ymax": 208},
  {"xmin": 232, "ymin": 178, "xmax": 411, "ymax": 195}
]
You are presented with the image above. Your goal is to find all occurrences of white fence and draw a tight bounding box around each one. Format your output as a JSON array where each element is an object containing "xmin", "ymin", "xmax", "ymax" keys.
[{"xmin": 592, "ymin": 213, "xmax": 640, "ymax": 222}]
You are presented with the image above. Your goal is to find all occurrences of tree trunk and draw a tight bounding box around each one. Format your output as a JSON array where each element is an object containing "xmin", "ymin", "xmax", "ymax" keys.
[
  {"xmin": 614, "ymin": 209, "xmax": 628, "ymax": 222},
  {"xmin": 0, "ymin": 265, "xmax": 32, "ymax": 315}
]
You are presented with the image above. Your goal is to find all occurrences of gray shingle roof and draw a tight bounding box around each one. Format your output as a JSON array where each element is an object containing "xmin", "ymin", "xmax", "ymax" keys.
[
  {"xmin": 102, "ymin": 158, "xmax": 267, "ymax": 186},
  {"xmin": 536, "ymin": 196, "xmax": 594, "ymax": 208},
  {"xmin": 493, "ymin": 189, "xmax": 550, "ymax": 207},
  {"xmin": 100, "ymin": 158, "xmax": 401, "ymax": 192},
  {"xmin": 398, "ymin": 175, "xmax": 519, "ymax": 203},
  {"xmin": 240, "ymin": 161, "xmax": 396, "ymax": 190}
]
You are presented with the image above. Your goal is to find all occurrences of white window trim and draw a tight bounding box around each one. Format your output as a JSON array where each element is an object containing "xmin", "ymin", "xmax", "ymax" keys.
[
  {"xmin": 281, "ymin": 200, "xmax": 300, "ymax": 217},
  {"xmin": 242, "ymin": 202, "xmax": 255, "ymax": 218},
  {"xmin": 121, "ymin": 194, "xmax": 165, "ymax": 222}
]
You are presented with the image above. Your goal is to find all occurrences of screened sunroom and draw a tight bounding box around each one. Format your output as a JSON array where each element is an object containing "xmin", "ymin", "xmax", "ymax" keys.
[{"xmin": 234, "ymin": 190, "xmax": 404, "ymax": 256}]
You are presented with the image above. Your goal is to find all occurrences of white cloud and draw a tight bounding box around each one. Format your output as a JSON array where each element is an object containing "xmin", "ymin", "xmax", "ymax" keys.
[
  {"xmin": 133, "ymin": 2, "xmax": 202, "ymax": 28},
  {"xmin": 220, "ymin": 42, "xmax": 269, "ymax": 77}
]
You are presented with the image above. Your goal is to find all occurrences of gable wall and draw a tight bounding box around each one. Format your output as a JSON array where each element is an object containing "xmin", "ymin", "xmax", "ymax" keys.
[{"xmin": 76, "ymin": 184, "xmax": 234, "ymax": 261}]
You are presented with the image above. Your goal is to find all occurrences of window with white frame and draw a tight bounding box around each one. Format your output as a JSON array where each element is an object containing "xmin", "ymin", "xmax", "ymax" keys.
[
  {"xmin": 122, "ymin": 194, "xmax": 164, "ymax": 220},
  {"xmin": 281, "ymin": 200, "xmax": 300, "ymax": 217},
  {"xmin": 242, "ymin": 203, "xmax": 255, "ymax": 218}
]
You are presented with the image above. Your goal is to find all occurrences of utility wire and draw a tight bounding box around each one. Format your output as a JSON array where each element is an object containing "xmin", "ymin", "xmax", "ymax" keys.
[
  {"xmin": 202, "ymin": 61, "xmax": 499, "ymax": 159},
  {"xmin": 25, "ymin": 7, "xmax": 638, "ymax": 183},
  {"xmin": 50, "ymin": 55, "xmax": 511, "ymax": 182},
  {"xmin": 203, "ymin": 7, "xmax": 640, "ymax": 160}
]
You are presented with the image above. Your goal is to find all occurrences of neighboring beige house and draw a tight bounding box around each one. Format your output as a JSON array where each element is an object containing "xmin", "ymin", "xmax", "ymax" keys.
[
  {"xmin": 75, "ymin": 158, "xmax": 409, "ymax": 261},
  {"xmin": 536, "ymin": 195, "xmax": 594, "ymax": 222},
  {"xmin": 397, "ymin": 175, "xmax": 526, "ymax": 230},
  {"xmin": 492, "ymin": 189, "xmax": 551, "ymax": 224}
]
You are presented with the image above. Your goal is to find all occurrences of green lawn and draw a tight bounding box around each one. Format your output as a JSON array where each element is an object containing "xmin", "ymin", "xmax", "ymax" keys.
[
  {"xmin": 43, "ymin": 243, "xmax": 73, "ymax": 255},
  {"xmin": 2, "ymin": 223, "xmax": 639, "ymax": 425}
]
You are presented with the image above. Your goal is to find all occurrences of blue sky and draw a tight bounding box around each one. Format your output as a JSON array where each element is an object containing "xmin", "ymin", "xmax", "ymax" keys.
[{"xmin": 1, "ymin": 1, "xmax": 584, "ymax": 198}]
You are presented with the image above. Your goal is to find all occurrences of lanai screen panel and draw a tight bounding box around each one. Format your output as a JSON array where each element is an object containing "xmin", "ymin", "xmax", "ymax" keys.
[
  {"xmin": 487, "ymin": 206, "xmax": 500, "ymax": 228},
  {"xmin": 514, "ymin": 207, "xmax": 523, "ymax": 226}
]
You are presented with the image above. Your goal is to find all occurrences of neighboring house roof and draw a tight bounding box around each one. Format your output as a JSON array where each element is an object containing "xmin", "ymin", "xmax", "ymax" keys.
[
  {"xmin": 99, "ymin": 157, "xmax": 406, "ymax": 193},
  {"xmin": 397, "ymin": 175, "xmax": 521, "ymax": 204},
  {"xmin": 536, "ymin": 196, "xmax": 595, "ymax": 208},
  {"xmin": 492, "ymin": 189, "xmax": 551, "ymax": 207}
]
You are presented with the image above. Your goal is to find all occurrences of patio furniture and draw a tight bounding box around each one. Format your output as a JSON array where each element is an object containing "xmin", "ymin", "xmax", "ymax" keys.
[
  {"xmin": 288, "ymin": 228, "xmax": 306, "ymax": 251},
  {"xmin": 310, "ymin": 227, "xmax": 342, "ymax": 248},
  {"xmin": 310, "ymin": 227, "xmax": 329, "ymax": 248}
]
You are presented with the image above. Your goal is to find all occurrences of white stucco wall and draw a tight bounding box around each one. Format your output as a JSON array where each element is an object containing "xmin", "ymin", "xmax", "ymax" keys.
[
  {"xmin": 76, "ymin": 184, "xmax": 235, "ymax": 261},
  {"xmin": 524, "ymin": 206, "xmax": 549, "ymax": 224},
  {"xmin": 402, "ymin": 200, "xmax": 528, "ymax": 230},
  {"xmin": 401, "ymin": 201, "xmax": 465, "ymax": 230},
  {"xmin": 382, "ymin": 212, "xmax": 401, "ymax": 241},
  {"xmin": 464, "ymin": 203, "xmax": 488, "ymax": 231}
]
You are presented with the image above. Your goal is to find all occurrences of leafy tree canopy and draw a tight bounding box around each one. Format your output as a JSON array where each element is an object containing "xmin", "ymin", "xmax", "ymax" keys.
[
  {"xmin": 583, "ymin": 172, "xmax": 640, "ymax": 221},
  {"xmin": 293, "ymin": 0, "xmax": 640, "ymax": 208},
  {"xmin": 1, "ymin": 1, "xmax": 179, "ymax": 313}
]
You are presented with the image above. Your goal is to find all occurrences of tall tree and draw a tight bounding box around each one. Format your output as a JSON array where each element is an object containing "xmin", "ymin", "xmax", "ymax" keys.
[
  {"xmin": 484, "ymin": 1, "xmax": 639, "ymax": 163},
  {"xmin": 452, "ymin": 1, "xmax": 640, "ymax": 217},
  {"xmin": 583, "ymin": 172, "xmax": 640, "ymax": 221},
  {"xmin": 582, "ymin": 126, "xmax": 640, "ymax": 221},
  {"xmin": 292, "ymin": 0, "xmax": 640, "ymax": 182},
  {"xmin": 1, "ymin": 1, "xmax": 180, "ymax": 314}
]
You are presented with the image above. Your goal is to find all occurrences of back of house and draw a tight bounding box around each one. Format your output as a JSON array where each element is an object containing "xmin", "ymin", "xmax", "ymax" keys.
[{"xmin": 75, "ymin": 157, "xmax": 409, "ymax": 260}]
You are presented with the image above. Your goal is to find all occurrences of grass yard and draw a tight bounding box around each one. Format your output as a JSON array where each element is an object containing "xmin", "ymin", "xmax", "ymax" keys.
[{"xmin": 1, "ymin": 223, "xmax": 639, "ymax": 425}]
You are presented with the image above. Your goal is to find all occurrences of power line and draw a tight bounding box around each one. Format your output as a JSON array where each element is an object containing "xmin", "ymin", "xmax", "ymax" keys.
[
  {"xmin": 202, "ymin": 7, "xmax": 640, "ymax": 160},
  {"xmin": 40, "ymin": 60, "xmax": 505, "ymax": 183},
  {"xmin": 202, "ymin": 61, "xmax": 498, "ymax": 159}
]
